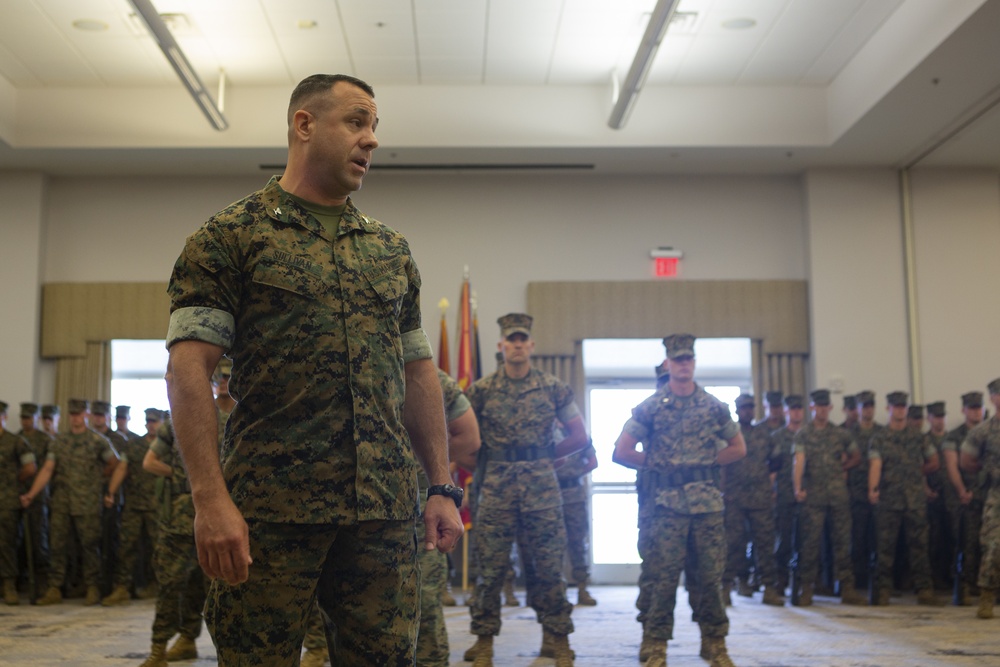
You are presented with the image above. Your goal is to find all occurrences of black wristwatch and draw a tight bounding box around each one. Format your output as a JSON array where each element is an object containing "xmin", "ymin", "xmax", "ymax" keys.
[{"xmin": 426, "ymin": 483, "xmax": 463, "ymax": 508}]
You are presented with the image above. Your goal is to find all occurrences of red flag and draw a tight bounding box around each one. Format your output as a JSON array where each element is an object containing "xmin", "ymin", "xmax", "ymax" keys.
[
  {"xmin": 437, "ymin": 298, "xmax": 450, "ymax": 374},
  {"xmin": 456, "ymin": 268, "xmax": 473, "ymax": 390}
]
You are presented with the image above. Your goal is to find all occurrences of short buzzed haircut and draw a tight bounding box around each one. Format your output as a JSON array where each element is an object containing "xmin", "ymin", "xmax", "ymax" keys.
[{"xmin": 287, "ymin": 74, "xmax": 375, "ymax": 128}]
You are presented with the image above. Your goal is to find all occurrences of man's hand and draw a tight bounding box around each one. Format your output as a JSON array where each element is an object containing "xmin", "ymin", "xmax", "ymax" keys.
[
  {"xmin": 794, "ymin": 489, "xmax": 807, "ymax": 503},
  {"xmin": 423, "ymin": 495, "xmax": 464, "ymax": 554},
  {"xmin": 194, "ymin": 495, "xmax": 252, "ymax": 585},
  {"xmin": 869, "ymin": 488, "xmax": 880, "ymax": 505}
]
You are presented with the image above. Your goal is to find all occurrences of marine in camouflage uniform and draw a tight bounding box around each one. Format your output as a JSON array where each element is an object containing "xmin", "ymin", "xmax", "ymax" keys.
[
  {"xmin": 770, "ymin": 395, "xmax": 804, "ymax": 593},
  {"xmin": 614, "ymin": 334, "xmax": 745, "ymax": 667},
  {"xmin": 165, "ymin": 74, "xmax": 461, "ymax": 667},
  {"xmin": 959, "ymin": 379, "xmax": 1000, "ymax": 618},
  {"xmin": 20, "ymin": 398, "xmax": 126, "ymax": 606},
  {"xmin": 2, "ymin": 402, "xmax": 37, "ymax": 605},
  {"xmin": 868, "ymin": 392, "xmax": 941, "ymax": 605},
  {"xmin": 923, "ymin": 401, "xmax": 952, "ymax": 590},
  {"xmin": 724, "ymin": 393, "xmax": 783, "ymax": 605},
  {"xmin": 847, "ymin": 390, "xmax": 883, "ymax": 588},
  {"xmin": 791, "ymin": 389, "xmax": 864, "ymax": 606},
  {"xmin": 103, "ymin": 408, "xmax": 164, "ymax": 606},
  {"xmin": 943, "ymin": 391, "xmax": 986, "ymax": 603},
  {"xmin": 16, "ymin": 402, "xmax": 53, "ymax": 590},
  {"xmin": 90, "ymin": 400, "xmax": 129, "ymax": 597},
  {"xmin": 555, "ymin": 438, "xmax": 598, "ymax": 606},
  {"xmin": 465, "ymin": 313, "xmax": 586, "ymax": 667}
]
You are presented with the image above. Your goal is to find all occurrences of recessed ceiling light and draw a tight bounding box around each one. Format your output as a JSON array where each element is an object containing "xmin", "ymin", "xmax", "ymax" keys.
[
  {"xmin": 298, "ymin": 19, "xmax": 317, "ymax": 29},
  {"xmin": 72, "ymin": 19, "xmax": 109, "ymax": 32},
  {"xmin": 721, "ymin": 17, "xmax": 756, "ymax": 30}
]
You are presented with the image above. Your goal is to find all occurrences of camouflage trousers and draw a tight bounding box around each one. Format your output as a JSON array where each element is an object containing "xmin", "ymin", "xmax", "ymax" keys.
[
  {"xmin": 48, "ymin": 510, "xmax": 101, "ymax": 588},
  {"xmin": 206, "ymin": 520, "xmax": 419, "ymax": 667},
  {"xmin": 944, "ymin": 483, "xmax": 984, "ymax": 587},
  {"xmin": 926, "ymin": 494, "xmax": 952, "ymax": 587},
  {"xmin": 723, "ymin": 501, "xmax": 776, "ymax": 586},
  {"xmin": 978, "ymin": 489, "xmax": 1000, "ymax": 590},
  {"xmin": 874, "ymin": 506, "xmax": 932, "ymax": 594},
  {"xmin": 115, "ymin": 508, "xmax": 159, "ymax": 587},
  {"xmin": 562, "ymin": 499, "xmax": 591, "ymax": 586},
  {"xmin": 773, "ymin": 501, "xmax": 797, "ymax": 588},
  {"xmin": 151, "ymin": 527, "xmax": 205, "ymax": 644},
  {"xmin": 644, "ymin": 508, "xmax": 728, "ymax": 641},
  {"xmin": 798, "ymin": 501, "xmax": 852, "ymax": 586},
  {"xmin": 0, "ymin": 510, "xmax": 22, "ymax": 579},
  {"xmin": 470, "ymin": 505, "xmax": 573, "ymax": 637}
]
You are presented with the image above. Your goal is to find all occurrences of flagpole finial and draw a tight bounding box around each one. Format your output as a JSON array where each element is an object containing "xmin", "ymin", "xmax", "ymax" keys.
[
  {"xmin": 438, "ymin": 298, "xmax": 449, "ymax": 313},
  {"xmin": 463, "ymin": 265, "xmax": 470, "ymax": 280}
]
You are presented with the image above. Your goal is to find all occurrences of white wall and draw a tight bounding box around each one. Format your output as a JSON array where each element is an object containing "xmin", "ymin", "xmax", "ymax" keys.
[
  {"xmin": 9, "ymin": 166, "xmax": 998, "ymax": 427},
  {"xmin": 0, "ymin": 172, "xmax": 47, "ymax": 405}
]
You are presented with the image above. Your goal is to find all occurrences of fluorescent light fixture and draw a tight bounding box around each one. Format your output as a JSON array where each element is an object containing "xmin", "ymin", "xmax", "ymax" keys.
[
  {"xmin": 608, "ymin": 0, "xmax": 681, "ymax": 130},
  {"xmin": 127, "ymin": 0, "xmax": 228, "ymax": 131}
]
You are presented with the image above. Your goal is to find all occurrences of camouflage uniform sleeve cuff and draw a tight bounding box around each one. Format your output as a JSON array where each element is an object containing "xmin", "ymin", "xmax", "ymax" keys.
[
  {"xmin": 166, "ymin": 307, "xmax": 235, "ymax": 350},
  {"xmin": 447, "ymin": 394, "xmax": 471, "ymax": 422},
  {"xmin": 959, "ymin": 440, "xmax": 978, "ymax": 458},
  {"xmin": 623, "ymin": 418, "xmax": 648, "ymax": 441},
  {"xmin": 20, "ymin": 452, "xmax": 36, "ymax": 466},
  {"xmin": 402, "ymin": 328, "xmax": 432, "ymax": 363},
  {"xmin": 557, "ymin": 401, "xmax": 581, "ymax": 424},
  {"xmin": 150, "ymin": 439, "xmax": 169, "ymax": 459}
]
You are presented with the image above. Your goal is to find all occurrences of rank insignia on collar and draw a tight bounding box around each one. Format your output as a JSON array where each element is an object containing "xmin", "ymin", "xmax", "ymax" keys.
[{"xmin": 274, "ymin": 207, "xmax": 282, "ymax": 216}]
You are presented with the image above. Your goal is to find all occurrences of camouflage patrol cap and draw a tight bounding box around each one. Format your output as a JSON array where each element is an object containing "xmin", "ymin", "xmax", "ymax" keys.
[
  {"xmin": 115, "ymin": 405, "xmax": 130, "ymax": 419},
  {"xmin": 662, "ymin": 333, "xmax": 695, "ymax": 359},
  {"xmin": 988, "ymin": 379, "xmax": 1000, "ymax": 396},
  {"xmin": 68, "ymin": 398, "xmax": 89, "ymax": 414},
  {"xmin": 41, "ymin": 404, "xmax": 59, "ymax": 418},
  {"xmin": 765, "ymin": 391, "xmax": 784, "ymax": 407},
  {"xmin": 843, "ymin": 395, "xmax": 857, "ymax": 410},
  {"xmin": 91, "ymin": 400, "xmax": 112, "ymax": 415},
  {"xmin": 784, "ymin": 395, "xmax": 805, "ymax": 409},
  {"xmin": 809, "ymin": 389, "xmax": 831, "ymax": 406},
  {"xmin": 907, "ymin": 405, "xmax": 924, "ymax": 419},
  {"xmin": 0, "ymin": 401, "xmax": 7, "ymax": 414},
  {"xmin": 735, "ymin": 394, "xmax": 755, "ymax": 410},
  {"xmin": 144, "ymin": 407, "xmax": 163, "ymax": 421},
  {"xmin": 926, "ymin": 401, "xmax": 946, "ymax": 417},
  {"xmin": 856, "ymin": 390, "xmax": 875, "ymax": 407},
  {"xmin": 961, "ymin": 391, "xmax": 983, "ymax": 408},
  {"xmin": 886, "ymin": 391, "xmax": 908, "ymax": 407},
  {"xmin": 654, "ymin": 361, "xmax": 670, "ymax": 380},
  {"xmin": 212, "ymin": 357, "xmax": 233, "ymax": 382},
  {"xmin": 497, "ymin": 313, "xmax": 533, "ymax": 339},
  {"xmin": 20, "ymin": 402, "xmax": 39, "ymax": 418}
]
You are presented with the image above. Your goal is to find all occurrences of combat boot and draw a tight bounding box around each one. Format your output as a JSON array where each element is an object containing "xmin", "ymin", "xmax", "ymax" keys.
[
  {"xmin": 736, "ymin": 578, "xmax": 754, "ymax": 597},
  {"xmin": 977, "ymin": 588, "xmax": 995, "ymax": 619},
  {"xmin": 300, "ymin": 646, "xmax": 329, "ymax": 667},
  {"xmin": 642, "ymin": 639, "xmax": 667, "ymax": 667},
  {"xmin": 3, "ymin": 579, "xmax": 18, "ymax": 606},
  {"xmin": 165, "ymin": 635, "xmax": 198, "ymax": 661},
  {"xmin": 136, "ymin": 583, "xmax": 159, "ymax": 600},
  {"xmin": 840, "ymin": 577, "xmax": 865, "ymax": 605},
  {"xmin": 549, "ymin": 632, "xmax": 575, "ymax": 667},
  {"xmin": 762, "ymin": 585, "xmax": 784, "ymax": 606},
  {"xmin": 577, "ymin": 583, "xmax": 597, "ymax": 606},
  {"xmin": 138, "ymin": 642, "xmax": 168, "ymax": 667},
  {"xmin": 464, "ymin": 635, "xmax": 492, "ymax": 663},
  {"xmin": 503, "ymin": 579, "xmax": 519, "ymax": 606},
  {"xmin": 700, "ymin": 636, "xmax": 710, "ymax": 660},
  {"xmin": 102, "ymin": 584, "xmax": 131, "ymax": 607},
  {"xmin": 796, "ymin": 583, "xmax": 813, "ymax": 607},
  {"xmin": 36, "ymin": 586, "xmax": 62, "ymax": 606},
  {"xmin": 84, "ymin": 585, "xmax": 101, "ymax": 606},
  {"xmin": 705, "ymin": 637, "xmax": 736, "ymax": 667},
  {"xmin": 638, "ymin": 629, "xmax": 655, "ymax": 662},
  {"xmin": 874, "ymin": 588, "xmax": 891, "ymax": 606},
  {"xmin": 541, "ymin": 628, "xmax": 577, "ymax": 659},
  {"xmin": 441, "ymin": 583, "xmax": 457, "ymax": 607},
  {"xmin": 469, "ymin": 636, "xmax": 493, "ymax": 667},
  {"xmin": 917, "ymin": 589, "xmax": 946, "ymax": 606}
]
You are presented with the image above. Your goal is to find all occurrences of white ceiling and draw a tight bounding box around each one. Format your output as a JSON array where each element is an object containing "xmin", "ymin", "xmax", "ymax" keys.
[{"xmin": 1, "ymin": 0, "xmax": 998, "ymax": 175}]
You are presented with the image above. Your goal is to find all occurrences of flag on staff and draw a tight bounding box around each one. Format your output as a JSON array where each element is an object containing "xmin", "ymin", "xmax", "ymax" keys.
[
  {"xmin": 456, "ymin": 267, "xmax": 473, "ymax": 390},
  {"xmin": 471, "ymin": 291, "xmax": 482, "ymax": 381},
  {"xmin": 437, "ymin": 298, "xmax": 450, "ymax": 374}
]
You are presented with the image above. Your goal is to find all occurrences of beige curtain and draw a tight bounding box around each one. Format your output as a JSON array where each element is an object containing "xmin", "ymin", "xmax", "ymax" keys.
[
  {"xmin": 54, "ymin": 341, "xmax": 111, "ymax": 431},
  {"xmin": 530, "ymin": 346, "xmax": 587, "ymax": 421}
]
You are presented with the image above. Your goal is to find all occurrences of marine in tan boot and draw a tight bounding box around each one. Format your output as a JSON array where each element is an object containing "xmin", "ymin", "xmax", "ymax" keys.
[
  {"xmin": 502, "ymin": 578, "xmax": 519, "ymax": 606},
  {"xmin": 761, "ymin": 585, "xmax": 784, "ymax": 606},
  {"xmin": 138, "ymin": 642, "xmax": 167, "ymax": 667},
  {"xmin": 704, "ymin": 636, "xmax": 736, "ymax": 667},
  {"xmin": 541, "ymin": 628, "xmax": 577, "ymax": 659},
  {"xmin": 165, "ymin": 635, "xmax": 198, "ymax": 661},
  {"xmin": 102, "ymin": 584, "xmax": 131, "ymax": 606},
  {"xmin": 839, "ymin": 577, "xmax": 865, "ymax": 605},
  {"xmin": 469, "ymin": 636, "xmax": 494, "ymax": 667},
  {"xmin": 577, "ymin": 583, "xmax": 597, "ymax": 606},
  {"xmin": 977, "ymin": 588, "xmax": 995, "ymax": 619},
  {"xmin": 638, "ymin": 629, "xmax": 655, "ymax": 663},
  {"xmin": 642, "ymin": 639, "xmax": 666, "ymax": 667},
  {"xmin": 36, "ymin": 585, "xmax": 62, "ymax": 605}
]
